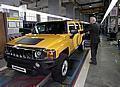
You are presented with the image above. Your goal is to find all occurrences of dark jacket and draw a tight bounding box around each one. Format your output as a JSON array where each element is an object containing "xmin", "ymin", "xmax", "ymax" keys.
[{"xmin": 82, "ymin": 23, "xmax": 100, "ymax": 44}]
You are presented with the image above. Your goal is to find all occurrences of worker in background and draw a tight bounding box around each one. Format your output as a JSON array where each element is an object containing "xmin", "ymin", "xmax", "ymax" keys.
[
  {"xmin": 80, "ymin": 17, "xmax": 100, "ymax": 65},
  {"xmin": 116, "ymin": 27, "xmax": 120, "ymax": 50}
]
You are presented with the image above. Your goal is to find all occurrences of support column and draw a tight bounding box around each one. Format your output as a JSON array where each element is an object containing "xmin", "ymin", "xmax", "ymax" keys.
[
  {"xmin": 83, "ymin": 14, "xmax": 89, "ymax": 22},
  {"xmin": 66, "ymin": 3, "xmax": 75, "ymax": 19},
  {"xmin": 75, "ymin": 8, "xmax": 80, "ymax": 20},
  {"xmin": 115, "ymin": 1, "xmax": 119, "ymax": 32},
  {"xmin": 80, "ymin": 13, "xmax": 84, "ymax": 21},
  {"xmin": 48, "ymin": 0, "xmax": 61, "ymax": 15},
  {"xmin": 107, "ymin": 14, "xmax": 111, "ymax": 33}
]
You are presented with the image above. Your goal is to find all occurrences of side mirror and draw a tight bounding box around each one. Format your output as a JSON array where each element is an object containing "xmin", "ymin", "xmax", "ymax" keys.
[{"xmin": 70, "ymin": 29, "xmax": 78, "ymax": 34}]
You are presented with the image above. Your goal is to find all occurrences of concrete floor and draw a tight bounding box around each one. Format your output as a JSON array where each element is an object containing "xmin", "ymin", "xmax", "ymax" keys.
[
  {"xmin": 0, "ymin": 59, "xmax": 6, "ymax": 68},
  {"xmin": 85, "ymin": 36, "xmax": 120, "ymax": 87}
]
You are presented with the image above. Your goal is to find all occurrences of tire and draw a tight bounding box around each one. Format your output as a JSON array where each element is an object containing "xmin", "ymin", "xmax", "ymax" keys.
[
  {"xmin": 51, "ymin": 54, "xmax": 68, "ymax": 83},
  {"xmin": 78, "ymin": 40, "xmax": 85, "ymax": 51}
]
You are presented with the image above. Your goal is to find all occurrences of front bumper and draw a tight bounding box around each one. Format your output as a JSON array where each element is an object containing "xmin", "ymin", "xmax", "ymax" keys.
[{"xmin": 4, "ymin": 55, "xmax": 56, "ymax": 74}]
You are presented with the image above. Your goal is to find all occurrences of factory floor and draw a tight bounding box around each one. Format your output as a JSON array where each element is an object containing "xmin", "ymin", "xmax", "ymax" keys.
[{"xmin": 84, "ymin": 36, "xmax": 120, "ymax": 87}]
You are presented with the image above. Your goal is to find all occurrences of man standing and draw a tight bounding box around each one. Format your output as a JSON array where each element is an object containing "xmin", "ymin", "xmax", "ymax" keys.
[{"xmin": 81, "ymin": 17, "xmax": 100, "ymax": 65}]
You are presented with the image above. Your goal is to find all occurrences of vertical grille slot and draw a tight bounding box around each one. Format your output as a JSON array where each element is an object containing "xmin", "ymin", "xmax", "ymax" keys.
[{"xmin": 24, "ymin": 49, "xmax": 33, "ymax": 59}]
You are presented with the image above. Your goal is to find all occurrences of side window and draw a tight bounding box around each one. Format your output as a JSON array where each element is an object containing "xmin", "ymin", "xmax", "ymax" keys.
[
  {"xmin": 75, "ymin": 23, "xmax": 80, "ymax": 30},
  {"xmin": 69, "ymin": 23, "xmax": 75, "ymax": 30},
  {"xmin": 68, "ymin": 23, "xmax": 78, "ymax": 34}
]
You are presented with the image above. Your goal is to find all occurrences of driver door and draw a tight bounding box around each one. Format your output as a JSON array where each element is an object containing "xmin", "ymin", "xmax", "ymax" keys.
[{"xmin": 68, "ymin": 22, "xmax": 78, "ymax": 49}]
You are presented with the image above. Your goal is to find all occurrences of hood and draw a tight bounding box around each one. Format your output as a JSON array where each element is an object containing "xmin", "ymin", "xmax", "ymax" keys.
[{"xmin": 7, "ymin": 34, "xmax": 68, "ymax": 49}]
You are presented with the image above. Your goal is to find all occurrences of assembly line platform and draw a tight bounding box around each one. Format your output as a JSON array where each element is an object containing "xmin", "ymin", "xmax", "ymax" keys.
[{"xmin": 0, "ymin": 49, "xmax": 89, "ymax": 87}]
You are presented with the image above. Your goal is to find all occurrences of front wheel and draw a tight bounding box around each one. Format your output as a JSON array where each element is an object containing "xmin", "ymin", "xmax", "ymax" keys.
[{"xmin": 51, "ymin": 55, "xmax": 68, "ymax": 83}]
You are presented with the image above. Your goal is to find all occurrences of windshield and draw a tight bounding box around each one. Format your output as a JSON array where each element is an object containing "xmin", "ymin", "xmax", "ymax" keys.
[{"xmin": 32, "ymin": 21, "xmax": 67, "ymax": 34}]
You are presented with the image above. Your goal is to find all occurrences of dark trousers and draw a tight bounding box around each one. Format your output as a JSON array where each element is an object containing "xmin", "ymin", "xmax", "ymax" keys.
[
  {"xmin": 118, "ymin": 40, "xmax": 120, "ymax": 50},
  {"xmin": 91, "ymin": 43, "xmax": 99, "ymax": 62}
]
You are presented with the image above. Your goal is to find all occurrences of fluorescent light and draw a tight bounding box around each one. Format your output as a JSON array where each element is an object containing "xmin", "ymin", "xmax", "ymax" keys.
[{"xmin": 101, "ymin": 0, "xmax": 118, "ymax": 24}]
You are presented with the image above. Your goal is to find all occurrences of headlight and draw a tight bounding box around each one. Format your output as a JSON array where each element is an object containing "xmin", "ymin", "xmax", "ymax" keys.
[{"xmin": 35, "ymin": 50, "xmax": 42, "ymax": 58}]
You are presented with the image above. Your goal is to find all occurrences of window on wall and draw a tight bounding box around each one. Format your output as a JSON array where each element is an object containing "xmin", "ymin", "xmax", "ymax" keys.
[
  {"xmin": 41, "ymin": 15, "xmax": 48, "ymax": 22},
  {"xmin": 8, "ymin": 21, "xmax": 17, "ymax": 28},
  {"xmin": 8, "ymin": 21, "xmax": 20, "ymax": 28},
  {"xmin": 26, "ymin": 12, "xmax": 37, "ymax": 22},
  {"xmin": 9, "ymin": 10, "xmax": 19, "ymax": 18}
]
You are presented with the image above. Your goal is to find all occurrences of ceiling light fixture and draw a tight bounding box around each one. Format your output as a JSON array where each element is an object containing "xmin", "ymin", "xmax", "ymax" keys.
[
  {"xmin": 101, "ymin": 0, "xmax": 118, "ymax": 24},
  {"xmin": 89, "ymin": 4, "xmax": 92, "ymax": 8}
]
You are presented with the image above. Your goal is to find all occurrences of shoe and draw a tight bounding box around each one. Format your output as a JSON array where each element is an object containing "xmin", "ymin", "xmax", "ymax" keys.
[
  {"xmin": 90, "ymin": 58, "xmax": 96, "ymax": 61},
  {"xmin": 89, "ymin": 61, "xmax": 97, "ymax": 65}
]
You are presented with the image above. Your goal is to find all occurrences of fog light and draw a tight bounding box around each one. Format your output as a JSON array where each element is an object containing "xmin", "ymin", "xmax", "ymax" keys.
[{"xmin": 35, "ymin": 62, "xmax": 40, "ymax": 68}]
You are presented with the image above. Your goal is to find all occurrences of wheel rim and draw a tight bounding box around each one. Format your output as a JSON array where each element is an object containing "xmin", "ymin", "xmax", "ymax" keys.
[{"xmin": 62, "ymin": 60, "xmax": 68, "ymax": 76}]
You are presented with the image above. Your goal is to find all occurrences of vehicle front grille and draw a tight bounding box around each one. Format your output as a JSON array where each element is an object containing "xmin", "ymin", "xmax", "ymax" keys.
[{"xmin": 5, "ymin": 46, "xmax": 44, "ymax": 60}]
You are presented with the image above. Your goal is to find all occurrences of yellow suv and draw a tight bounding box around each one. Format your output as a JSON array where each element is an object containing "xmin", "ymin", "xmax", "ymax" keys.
[{"xmin": 4, "ymin": 20, "xmax": 84, "ymax": 82}]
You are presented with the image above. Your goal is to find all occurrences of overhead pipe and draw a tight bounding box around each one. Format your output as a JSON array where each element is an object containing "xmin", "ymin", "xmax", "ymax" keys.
[{"xmin": 74, "ymin": 0, "xmax": 103, "ymax": 6}]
